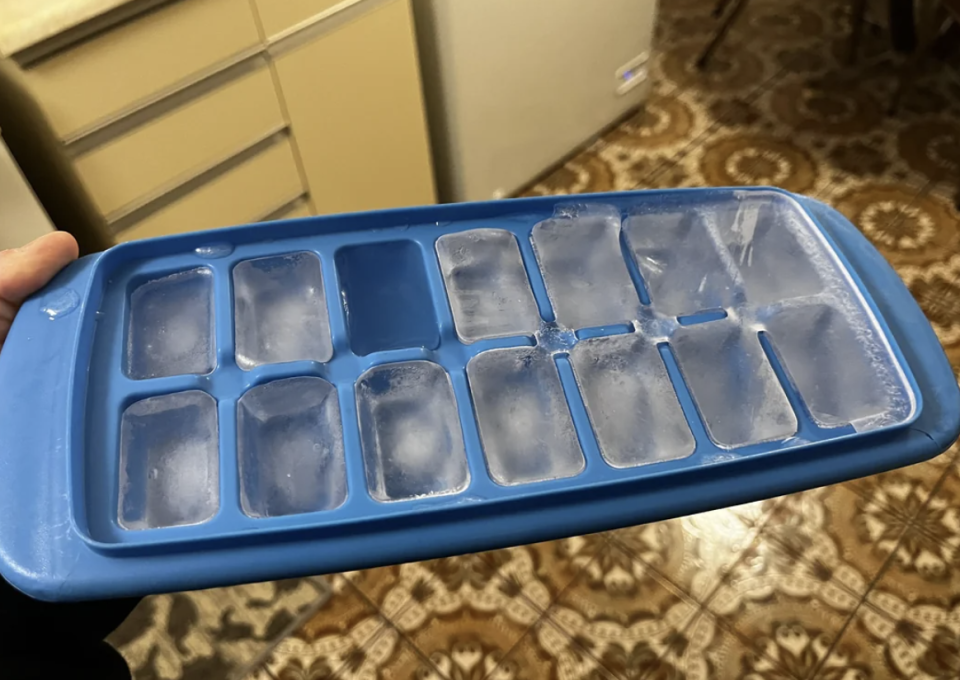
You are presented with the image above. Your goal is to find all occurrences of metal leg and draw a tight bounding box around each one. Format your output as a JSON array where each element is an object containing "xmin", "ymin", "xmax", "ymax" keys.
[
  {"xmin": 847, "ymin": 0, "xmax": 869, "ymax": 64},
  {"xmin": 696, "ymin": 0, "xmax": 750, "ymax": 71},
  {"xmin": 712, "ymin": 0, "xmax": 735, "ymax": 18},
  {"xmin": 889, "ymin": 1, "xmax": 946, "ymax": 115}
]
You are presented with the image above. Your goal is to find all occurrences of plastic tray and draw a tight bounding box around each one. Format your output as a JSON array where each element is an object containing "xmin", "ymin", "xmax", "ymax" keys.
[{"xmin": 0, "ymin": 187, "xmax": 957, "ymax": 601}]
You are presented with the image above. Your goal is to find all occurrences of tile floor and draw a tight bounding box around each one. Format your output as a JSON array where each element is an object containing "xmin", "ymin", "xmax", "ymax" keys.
[{"xmin": 109, "ymin": 0, "xmax": 960, "ymax": 678}]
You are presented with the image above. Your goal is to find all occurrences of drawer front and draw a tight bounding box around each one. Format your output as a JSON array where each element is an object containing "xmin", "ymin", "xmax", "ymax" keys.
[
  {"xmin": 271, "ymin": 201, "xmax": 313, "ymax": 221},
  {"xmin": 25, "ymin": 0, "xmax": 260, "ymax": 139},
  {"xmin": 253, "ymin": 0, "xmax": 342, "ymax": 38},
  {"xmin": 75, "ymin": 67, "xmax": 284, "ymax": 217},
  {"xmin": 118, "ymin": 138, "xmax": 303, "ymax": 241},
  {"xmin": 274, "ymin": 0, "xmax": 435, "ymax": 215}
]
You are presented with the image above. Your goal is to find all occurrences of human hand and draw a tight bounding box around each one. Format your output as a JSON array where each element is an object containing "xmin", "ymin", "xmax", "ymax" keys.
[{"xmin": 0, "ymin": 232, "xmax": 79, "ymax": 351}]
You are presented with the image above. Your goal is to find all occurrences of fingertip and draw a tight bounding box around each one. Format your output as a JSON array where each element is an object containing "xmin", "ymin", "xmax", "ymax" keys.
[{"xmin": 30, "ymin": 231, "xmax": 80, "ymax": 264}]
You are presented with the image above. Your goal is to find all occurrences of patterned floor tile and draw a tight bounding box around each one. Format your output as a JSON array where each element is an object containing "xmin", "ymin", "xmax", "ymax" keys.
[
  {"xmin": 485, "ymin": 534, "xmax": 608, "ymax": 610},
  {"xmin": 663, "ymin": 608, "xmax": 802, "ymax": 680},
  {"xmin": 109, "ymin": 578, "xmax": 326, "ymax": 680},
  {"xmin": 546, "ymin": 542, "xmax": 699, "ymax": 665},
  {"xmin": 866, "ymin": 470, "xmax": 960, "ymax": 629},
  {"xmin": 707, "ymin": 529, "xmax": 861, "ymax": 666},
  {"xmin": 609, "ymin": 501, "xmax": 772, "ymax": 603},
  {"xmin": 258, "ymin": 576, "xmax": 385, "ymax": 679},
  {"xmin": 398, "ymin": 607, "xmax": 537, "ymax": 680},
  {"xmin": 492, "ymin": 617, "xmax": 618, "ymax": 680},
  {"xmin": 817, "ymin": 601, "xmax": 960, "ymax": 680},
  {"xmin": 371, "ymin": 554, "xmax": 542, "ymax": 643},
  {"xmin": 845, "ymin": 457, "xmax": 949, "ymax": 521},
  {"xmin": 759, "ymin": 482, "xmax": 910, "ymax": 598}
]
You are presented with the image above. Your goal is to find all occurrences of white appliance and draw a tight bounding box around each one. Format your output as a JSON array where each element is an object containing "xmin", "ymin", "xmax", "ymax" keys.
[{"xmin": 412, "ymin": 0, "xmax": 659, "ymax": 203}]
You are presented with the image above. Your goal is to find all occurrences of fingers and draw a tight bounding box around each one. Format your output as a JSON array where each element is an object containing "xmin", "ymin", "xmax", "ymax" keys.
[
  {"xmin": 0, "ymin": 232, "xmax": 79, "ymax": 351},
  {"xmin": 0, "ymin": 232, "xmax": 79, "ymax": 308}
]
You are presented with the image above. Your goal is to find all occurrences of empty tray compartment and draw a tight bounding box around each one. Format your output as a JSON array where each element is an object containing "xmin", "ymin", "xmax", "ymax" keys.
[
  {"xmin": 118, "ymin": 391, "xmax": 219, "ymax": 530},
  {"xmin": 336, "ymin": 241, "xmax": 439, "ymax": 356},
  {"xmin": 233, "ymin": 252, "xmax": 334, "ymax": 369},
  {"xmin": 238, "ymin": 377, "xmax": 347, "ymax": 518},
  {"xmin": 570, "ymin": 334, "xmax": 695, "ymax": 467},
  {"xmin": 126, "ymin": 268, "xmax": 215, "ymax": 379},
  {"xmin": 532, "ymin": 206, "xmax": 639, "ymax": 329},
  {"xmin": 468, "ymin": 347, "xmax": 584, "ymax": 485},
  {"xmin": 356, "ymin": 361, "xmax": 469, "ymax": 501},
  {"xmin": 436, "ymin": 229, "xmax": 541, "ymax": 342}
]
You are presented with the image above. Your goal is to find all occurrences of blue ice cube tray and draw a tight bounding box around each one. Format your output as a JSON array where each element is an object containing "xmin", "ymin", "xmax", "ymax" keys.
[{"xmin": 1, "ymin": 187, "xmax": 957, "ymax": 601}]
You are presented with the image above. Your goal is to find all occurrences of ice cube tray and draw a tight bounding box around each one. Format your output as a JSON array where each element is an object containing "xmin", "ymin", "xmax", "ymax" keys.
[{"xmin": 1, "ymin": 187, "xmax": 957, "ymax": 601}]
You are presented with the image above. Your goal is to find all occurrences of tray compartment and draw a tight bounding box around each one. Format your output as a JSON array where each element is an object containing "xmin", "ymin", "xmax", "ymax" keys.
[
  {"xmin": 356, "ymin": 361, "xmax": 469, "ymax": 501},
  {"xmin": 237, "ymin": 377, "xmax": 346, "ymax": 518},
  {"xmin": 765, "ymin": 303, "xmax": 900, "ymax": 428},
  {"xmin": 233, "ymin": 252, "xmax": 333, "ymax": 369},
  {"xmin": 623, "ymin": 209, "xmax": 738, "ymax": 316},
  {"xmin": 119, "ymin": 390, "xmax": 219, "ymax": 530},
  {"xmin": 570, "ymin": 334, "xmax": 695, "ymax": 467},
  {"xmin": 336, "ymin": 241, "xmax": 440, "ymax": 356},
  {"xmin": 467, "ymin": 347, "xmax": 584, "ymax": 485},
  {"xmin": 672, "ymin": 319, "xmax": 798, "ymax": 448},
  {"xmin": 531, "ymin": 206, "xmax": 639, "ymax": 329},
  {"xmin": 125, "ymin": 268, "xmax": 215, "ymax": 379},
  {"xmin": 713, "ymin": 194, "xmax": 824, "ymax": 305},
  {"xmin": 436, "ymin": 229, "xmax": 540, "ymax": 343}
]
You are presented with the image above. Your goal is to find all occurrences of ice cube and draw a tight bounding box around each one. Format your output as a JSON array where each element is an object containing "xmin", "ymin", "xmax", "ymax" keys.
[
  {"xmin": 126, "ymin": 268, "xmax": 215, "ymax": 379},
  {"xmin": 119, "ymin": 391, "xmax": 219, "ymax": 530},
  {"xmin": 672, "ymin": 320, "xmax": 797, "ymax": 448},
  {"xmin": 714, "ymin": 194, "xmax": 822, "ymax": 305},
  {"xmin": 238, "ymin": 377, "xmax": 346, "ymax": 517},
  {"xmin": 531, "ymin": 207, "xmax": 639, "ymax": 328},
  {"xmin": 467, "ymin": 347, "xmax": 584, "ymax": 485},
  {"xmin": 765, "ymin": 303, "xmax": 893, "ymax": 428},
  {"xmin": 570, "ymin": 334, "xmax": 695, "ymax": 467},
  {"xmin": 624, "ymin": 210, "xmax": 737, "ymax": 316},
  {"xmin": 233, "ymin": 252, "xmax": 334, "ymax": 369},
  {"xmin": 356, "ymin": 361, "xmax": 469, "ymax": 501},
  {"xmin": 436, "ymin": 229, "xmax": 540, "ymax": 342}
]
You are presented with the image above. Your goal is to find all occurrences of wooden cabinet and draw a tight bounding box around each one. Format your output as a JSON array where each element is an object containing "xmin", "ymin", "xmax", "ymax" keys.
[
  {"xmin": 23, "ymin": 0, "xmax": 260, "ymax": 139},
  {"xmin": 11, "ymin": 0, "xmax": 436, "ymax": 240},
  {"xmin": 274, "ymin": 0, "xmax": 435, "ymax": 215},
  {"xmin": 119, "ymin": 138, "xmax": 302, "ymax": 241},
  {"xmin": 75, "ymin": 66, "xmax": 284, "ymax": 216}
]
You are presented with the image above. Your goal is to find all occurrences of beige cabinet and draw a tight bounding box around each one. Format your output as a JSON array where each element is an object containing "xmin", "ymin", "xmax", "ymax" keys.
[
  {"xmin": 23, "ymin": 0, "xmax": 260, "ymax": 139},
  {"xmin": 8, "ymin": 0, "xmax": 436, "ymax": 241},
  {"xmin": 274, "ymin": 0, "xmax": 435, "ymax": 215}
]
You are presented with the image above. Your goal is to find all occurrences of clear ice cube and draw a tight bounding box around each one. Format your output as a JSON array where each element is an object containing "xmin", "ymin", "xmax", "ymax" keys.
[
  {"xmin": 672, "ymin": 320, "xmax": 797, "ymax": 448},
  {"xmin": 570, "ymin": 334, "xmax": 695, "ymax": 467},
  {"xmin": 436, "ymin": 229, "xmax": 540, "ymax": 342},
  {"xmin": 119, "ymin": 391, "xmax": 219, "ymax": 530},
  {"xmin": 126, "ymin": 268, "xmax": 215, "ymax": 379},
  {"xmin": 233, "ymin": 252, "xmax": 333, "ymax": 369},
  {"xmin": 765, "ymin": 304, "xmax": 892, "ymax": 428},
  {"xmin": 238, "ymin": 377, "xmax": 346, "ymax": 517},
  {"xmin": 714, "ymin": 194, "xmax": 823, "ymax": 305},
  {"xmin": 624, "ymin": 210, "xmax": 737, "ymax": 316},
  {"xmin": 467, "ymin": 347, "xmax": 584, "ymax": 485},
  {"xmin": 356, "ymin": 361, "xmax": 469, "ymax": 501},
  {"xmin": 531, "ymin": 207, "xmax": 639, "ymax": 329}
]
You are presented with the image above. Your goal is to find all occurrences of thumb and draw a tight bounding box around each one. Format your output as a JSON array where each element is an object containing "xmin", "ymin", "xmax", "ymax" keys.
[{"xmin": 0, "ymin": 232, "xmax": 79, "ymax": 348}]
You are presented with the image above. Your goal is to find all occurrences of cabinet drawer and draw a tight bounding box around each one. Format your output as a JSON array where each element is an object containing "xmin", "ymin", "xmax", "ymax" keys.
[
  {"xmin": 118, "ymin": 138, "xmax": 303, "ymax": 241},
  {"xmin": 75, "ymin": 67, "xmax": 284, "ymax": 217},
  {"xmin": 24, "ymin": 0, "xmax": 260, "ymax": 139},
  {"xmin": 274, "ymin": 0, "xmax": 435, "ymax": 214},
  {"xmin": 253, "ymin": 0, "xmax": 342, "ymax": 38}
]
